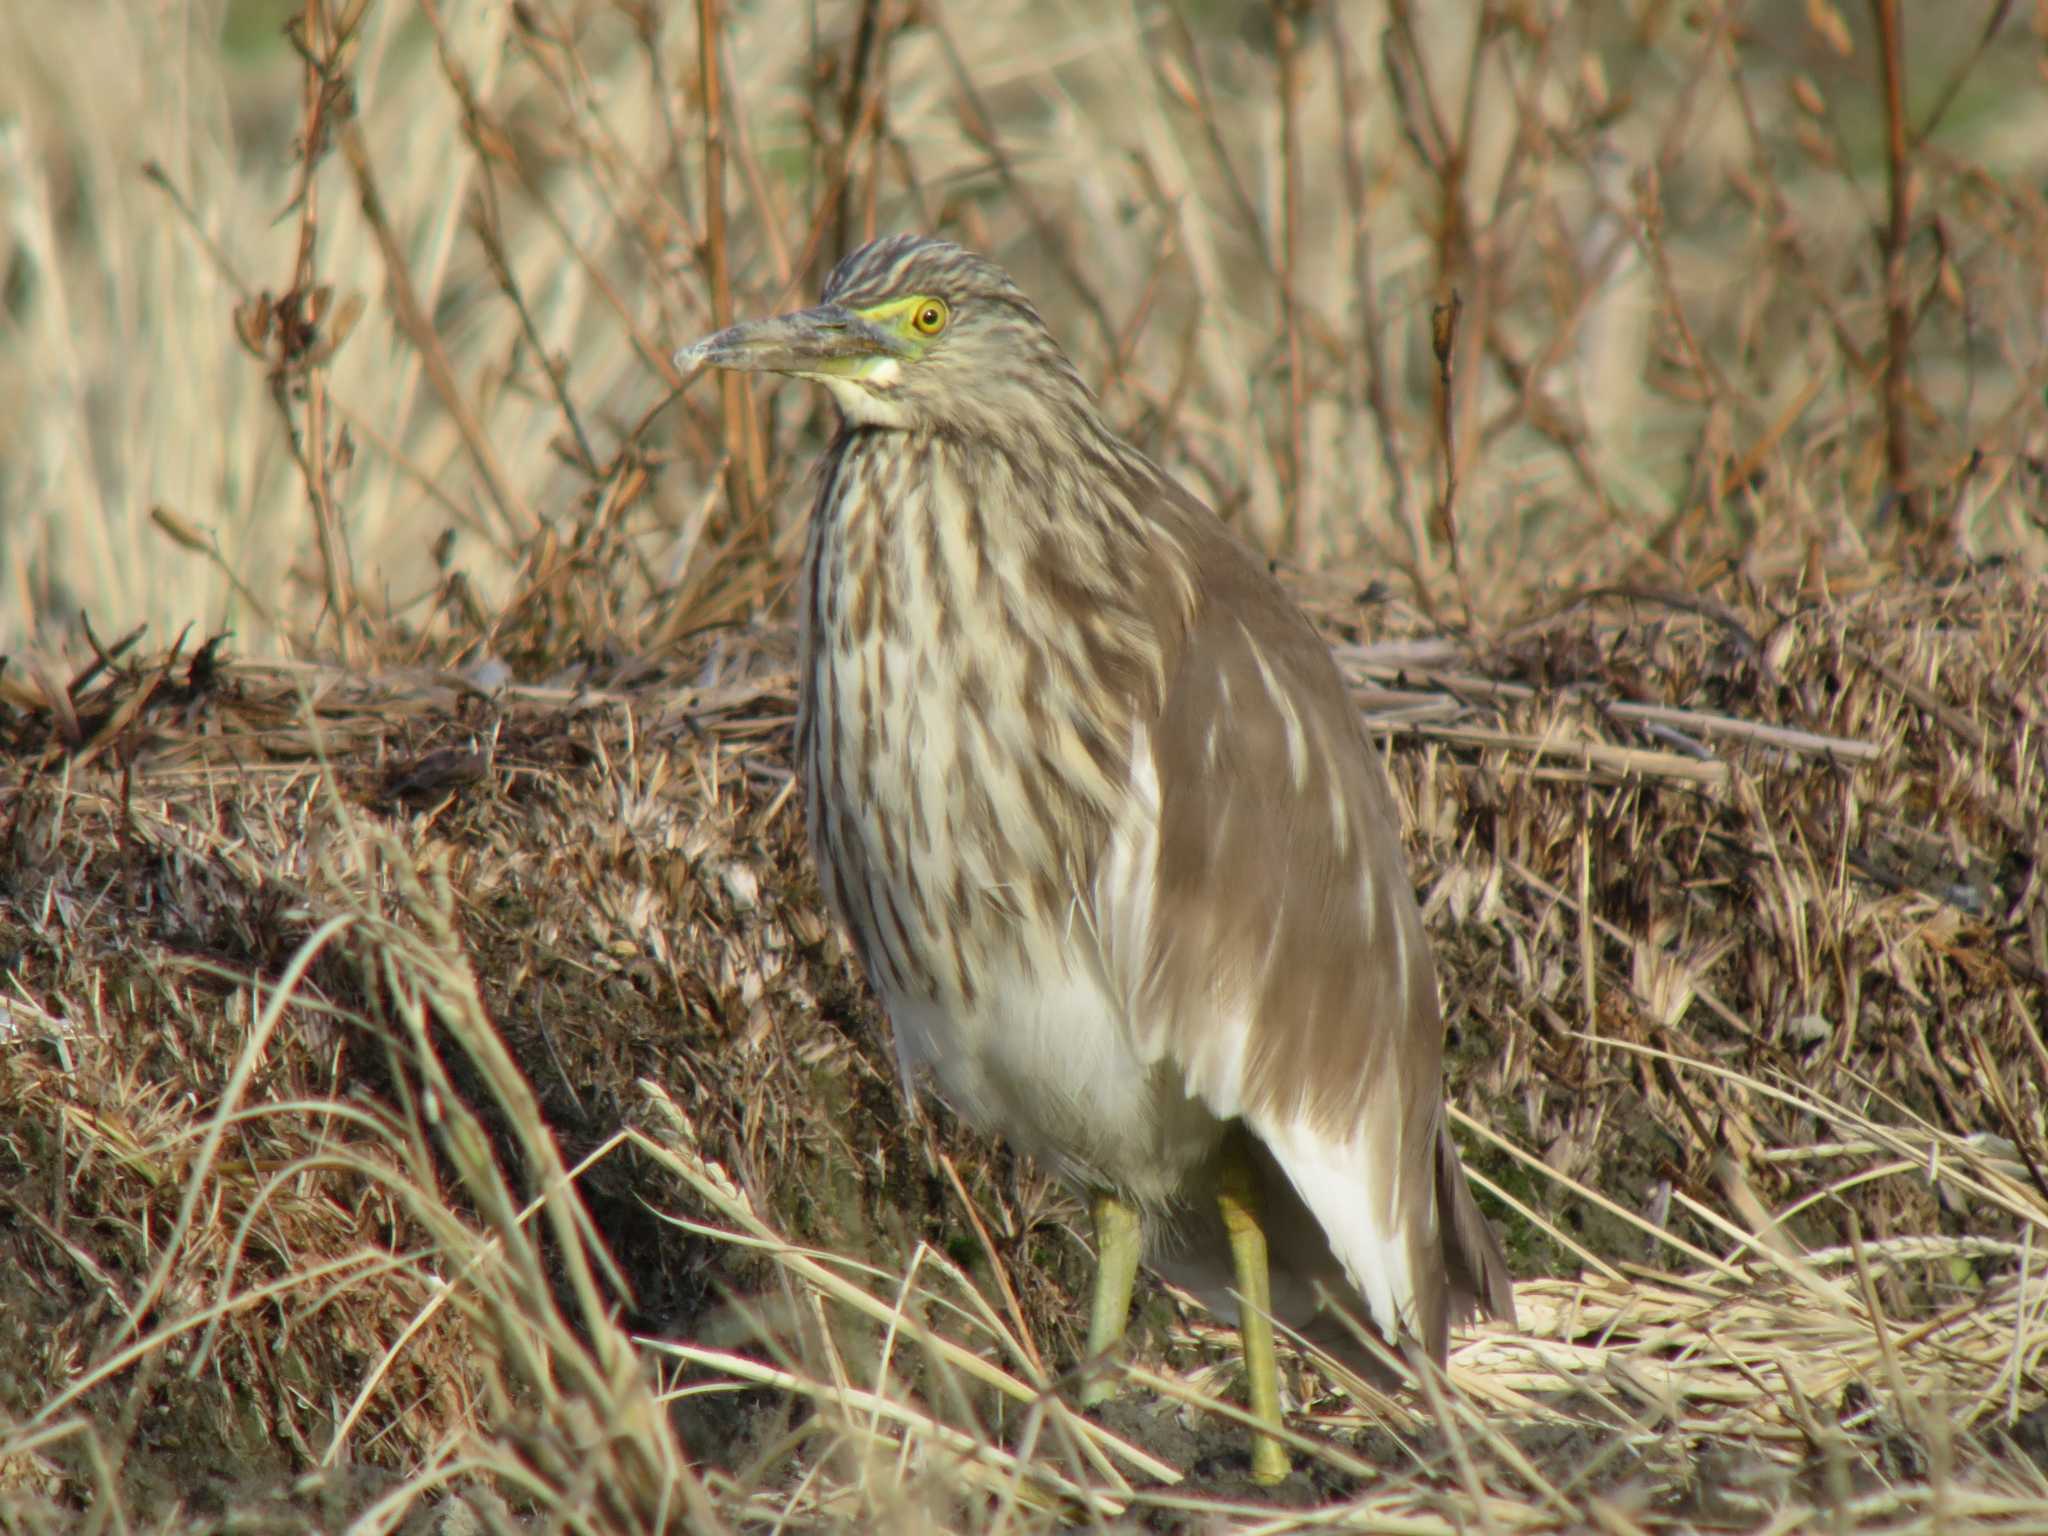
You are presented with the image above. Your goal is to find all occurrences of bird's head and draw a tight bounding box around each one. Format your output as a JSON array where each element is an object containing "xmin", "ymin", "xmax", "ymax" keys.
[{"xmin": 679, "ymin": 235, "xmax": 1087, "ymax": 434}]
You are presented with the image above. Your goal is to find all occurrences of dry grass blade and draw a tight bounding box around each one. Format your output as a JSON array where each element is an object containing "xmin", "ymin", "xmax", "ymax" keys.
[
  {"xmin": 630, "ymin": 1083, "xmax": 1179, "ymax": 1494},
  {"xmin": 310, "ymin": 830, "xmax": 723, "ymax": 1534}
]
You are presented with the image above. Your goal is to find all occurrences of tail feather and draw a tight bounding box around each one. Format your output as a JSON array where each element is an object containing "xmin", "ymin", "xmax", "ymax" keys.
[
  {"xmin": 1436, "ymin": 1121, "xmax": 1517, "ymax": 1335},
  {"xmin": 1149, "ymin": 1120, "xmax": 1514, "ymax": 1385}
]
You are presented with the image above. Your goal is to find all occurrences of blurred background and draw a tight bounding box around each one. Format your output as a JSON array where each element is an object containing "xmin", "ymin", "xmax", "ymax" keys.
[{"xmin": 3, "ymin": 0, "xmax": 2042, "ymax": 662}]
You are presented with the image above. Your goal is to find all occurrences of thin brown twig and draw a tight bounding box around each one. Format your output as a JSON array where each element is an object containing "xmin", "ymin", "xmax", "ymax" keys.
[
  {"xmin": 1846, "ymin": 641, "xmax": 1989, "ymax": 755},
  {"xmin": 338, "ymin": 122, "xmax": 538, "ymax": 550},
  {"xmin": 696, "ymin": 0, "xmax": 765, "ymax": 528},
  {"xmin": 923, "ymin": 0, "xmax": 1118, "ymax": 356},
  {"xmin": 1155, "ymin": 5, "xmax": 1280, "ymax": 285},
  {"xmin": 334, "ymin": 1, "xmax": 539, "ymax": 558},
  {"xmin": 469, "ymin": 198, "xmax": 600, "ymax": 479},
  {"xmin": 1092, "ymin": 223, "xmax": 1176, "ymax": 412},
  {"xmin": 1272, "ymin": 0, "xmax": 1308, "ymax": 548},
  {"xmin": 1431, "ymin": 290, "xmax": 1471, "ymax": 626},
  {"xmin": 719, "ymin": 47, "xmax": 793, "ymax": 290},
  {"xmin": 934, "ymin": 1149, "xmax": 1045, "ymax": 1381},
  {"xmin": 1325, "ymin": 9, "xmax": 1416, "ymax": 570},
  {"xmin": 1911, "ymin": 0, "xmax": 2018, "ymax": 147},
  {"xmin": 284, "ymin": 0, "xmax": 358, "ymax": 663},
  {"xmin": 1868, "ymin": 0, "xmax": 1919, "ymax": 533},
  {"xmin": 1381, "ymin": 1, "xmax": 1452, "ymax": 175},
  {"xmin": 828, "ymin": 0, "xmax": 887, "ymax": 268}
]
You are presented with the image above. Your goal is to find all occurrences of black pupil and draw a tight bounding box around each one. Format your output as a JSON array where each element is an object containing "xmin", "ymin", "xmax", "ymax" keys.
[{"xmin": 921, "ymin": 307, "xmax": 939, "ymax": 328}]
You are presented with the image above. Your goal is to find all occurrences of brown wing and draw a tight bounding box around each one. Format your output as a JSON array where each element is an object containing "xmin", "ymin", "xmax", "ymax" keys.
[{"xmin": 1129, "ymin": 495, "xmax": 1513, "ymax": 1355}]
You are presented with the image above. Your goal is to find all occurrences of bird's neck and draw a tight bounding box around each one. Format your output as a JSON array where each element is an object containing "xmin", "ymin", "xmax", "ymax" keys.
[
  {"xmin": 799, "ymin": 420, "xmax": 1189, "ymax": 824},
  {"xmin": 809, "ymin": 420, "xmax": 1177, "ymax": 665}
]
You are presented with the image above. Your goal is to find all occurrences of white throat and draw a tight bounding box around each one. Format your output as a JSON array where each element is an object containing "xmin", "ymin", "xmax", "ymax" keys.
[{"xmin": 817, "ymin": 360, "xmax": 913, "ymax": 429}]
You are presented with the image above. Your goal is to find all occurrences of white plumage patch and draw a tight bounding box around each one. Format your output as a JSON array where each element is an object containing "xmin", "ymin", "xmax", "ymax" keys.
[
  {"xmin": 1255, "ymin": 1112, "xmax": 1426, "ymax": 1342},
  {"xmin": 816, "ymin": 363, "xmax": 912, "ymax": 428},
  {"xmin": 1100, "ymin": 731, "xmax": 1262, "ymax": 1121},
  {"xmin": 1243, "ymin": 625, "xmax": 1309, "ymax": 791},
  {"xmin": 1094, "ymin": 729, "xmax": 1160, "ymax": 1022},
  {"xmin": 887, "ymin": 956, "xmax": 1219, "ymax": 1201}
]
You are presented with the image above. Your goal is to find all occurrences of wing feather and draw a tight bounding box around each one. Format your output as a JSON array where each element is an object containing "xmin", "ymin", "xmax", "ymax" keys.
[{"xmin": 1121, "ymin": 494, "xmax": 1513, "ymax": 1356}]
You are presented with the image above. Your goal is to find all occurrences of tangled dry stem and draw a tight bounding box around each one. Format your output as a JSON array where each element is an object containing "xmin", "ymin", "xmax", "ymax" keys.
[{"xmin": 2, "ymin": 564, "xmax": 2044, "ymax": 1530}]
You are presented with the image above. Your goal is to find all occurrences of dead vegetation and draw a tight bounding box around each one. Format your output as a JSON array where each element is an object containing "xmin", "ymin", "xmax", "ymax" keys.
[
  {"xmin": 3, "ymin": 570, "xmax": 2045, "ymax": 1531},
  {"xmin": 2, "ymin": 0, "xmax": 2047, "ymax": 1531}
]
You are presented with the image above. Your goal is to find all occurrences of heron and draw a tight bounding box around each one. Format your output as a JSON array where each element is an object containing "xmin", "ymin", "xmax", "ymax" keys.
[{"xmin": 680, "ymin": 234, "xmax": 1514, "ymax": 1483}]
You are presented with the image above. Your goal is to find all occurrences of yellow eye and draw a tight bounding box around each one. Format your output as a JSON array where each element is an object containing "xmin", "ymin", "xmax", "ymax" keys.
[{"xmin": 910, "ymin": 299, "xmax": 949, "ymax": 336}]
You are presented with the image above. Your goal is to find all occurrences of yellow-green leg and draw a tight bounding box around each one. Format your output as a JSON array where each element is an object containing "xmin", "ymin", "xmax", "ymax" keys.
[
  {"xmin": 1218, "ymin": 1147, "xmax": 1289, "ymax": 1485},
  {"xmin": 1079, "ymin": 1191, "xmax": 1142, "ymax": 1407}
]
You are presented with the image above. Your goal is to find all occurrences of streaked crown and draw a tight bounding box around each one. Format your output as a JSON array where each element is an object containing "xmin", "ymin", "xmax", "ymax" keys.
[
  {"xmin": 820, "ymin": 236, "xmax": 1092, "ymax": 434},
  {"xmin": 821, "ymin": 234, "xmax": 1037, "ymax": 319}
]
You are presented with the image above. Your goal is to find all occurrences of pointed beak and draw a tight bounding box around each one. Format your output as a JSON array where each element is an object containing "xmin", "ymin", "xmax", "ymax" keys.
[{"xmin": 676, "ymin": 303, "xmax": 909, "ymax": 377}]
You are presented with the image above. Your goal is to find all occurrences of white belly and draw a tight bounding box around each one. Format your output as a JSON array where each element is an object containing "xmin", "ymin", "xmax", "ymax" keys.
[{"xmin": 881, "ymin": 949, "xmax": 1224, "ymax": 1203}]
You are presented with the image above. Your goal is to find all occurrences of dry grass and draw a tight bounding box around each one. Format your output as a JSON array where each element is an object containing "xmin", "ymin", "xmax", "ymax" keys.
[
  {"xmin": 3, "ymin": 0, "xmax": 2047, "ymax": 1530},
  {"xmin": 3, "ymin": 577, "xmax": 2044, "ymax": 1531}
]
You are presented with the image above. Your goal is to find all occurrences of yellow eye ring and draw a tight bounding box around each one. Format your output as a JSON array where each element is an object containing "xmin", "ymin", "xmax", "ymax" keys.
[{"xmin": 910, "ymin": 299, "xmax": 950, "ymax": 336}]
